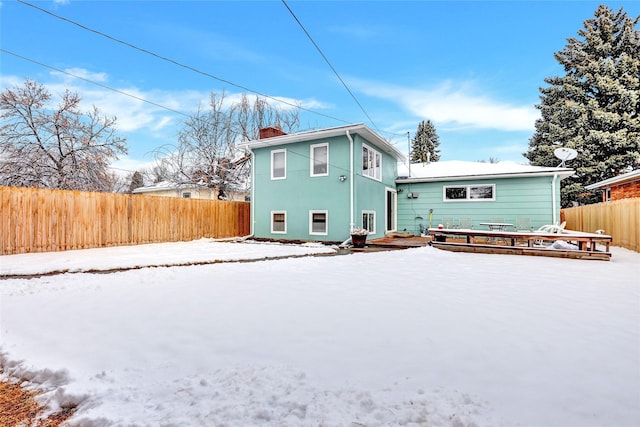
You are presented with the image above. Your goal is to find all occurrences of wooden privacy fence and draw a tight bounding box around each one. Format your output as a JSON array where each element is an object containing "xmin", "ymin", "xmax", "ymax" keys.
[
  {"xmin": 562, "ymin": 197, "xmax": 639, "ymax": 252},
  {"xmin": 0, "ymin": 186, "xmax": 251, "ymax": 255}
]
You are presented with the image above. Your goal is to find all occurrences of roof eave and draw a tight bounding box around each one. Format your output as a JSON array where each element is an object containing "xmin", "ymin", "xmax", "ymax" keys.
[
  {"xmin": 239, "ymin": 123, "xmax": 406, "ymax": 161},
  {"xmin": 585, "ymin": 170, "xmax": 640, "ymax": 190},
  {"xmin": 396, "ymin": 169, "xmax": 575, "ymax": 183}
]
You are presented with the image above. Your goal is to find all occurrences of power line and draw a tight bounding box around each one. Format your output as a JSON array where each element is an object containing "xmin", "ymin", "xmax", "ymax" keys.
[
  {"xmin": 0, "ymin": 50, "xmax": 358, "ymax": 175},
  {"xmin": 16, "ymin": 0, "xmax": 350, "ymax": 125},
  {"xmin": 14, "ymin": 0, "xmax": 409, "ymax": 143},
  {"xmin": 1, "ymin": 48, "xmax": 192, "ymax": 119},
  {"xmin": 281, "ymin": 0, "xmax": 380, "ymax": 132}
]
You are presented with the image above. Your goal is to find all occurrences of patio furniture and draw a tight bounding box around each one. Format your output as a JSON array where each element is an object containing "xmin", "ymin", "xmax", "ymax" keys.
[
  {"xmin": 442, "ymin": 217, "xmax": 454, "ymax": 229},
  {"xmin": 459, "ymin": 218, "xmax": 473, "ymax": 229},
  {"xmin": 534, "ymin": 222, "xmax": 566, "ymax": 246},
  {"xmin": 480, "ymin": 220, "xmax": 514, "ymax": 244},
  {"xmin": 515, "ymin": 217, "xmax": 533, "ymax": 232}
]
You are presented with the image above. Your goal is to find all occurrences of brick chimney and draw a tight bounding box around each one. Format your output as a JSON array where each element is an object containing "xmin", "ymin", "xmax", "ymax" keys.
[{"xmin": 259, "ymin": 126, "xmax": 287, "ymax": 139}]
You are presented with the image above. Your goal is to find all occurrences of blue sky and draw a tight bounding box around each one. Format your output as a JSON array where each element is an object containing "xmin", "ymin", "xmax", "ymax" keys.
[{"xmin": 1, "ymin": 0, "xmax": 638, "ymax": 174}]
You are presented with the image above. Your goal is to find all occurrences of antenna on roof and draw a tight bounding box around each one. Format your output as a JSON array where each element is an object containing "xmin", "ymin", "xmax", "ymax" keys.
[{"xmin": 554, "ymin": 147, "xmax": 578, "ymax": 168}]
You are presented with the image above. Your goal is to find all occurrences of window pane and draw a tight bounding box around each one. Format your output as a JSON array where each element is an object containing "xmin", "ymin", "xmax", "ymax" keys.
[
  {"xmin": 311, "ymin": 213, "xmax": 326, "ymax": 233},
  {"xmin": 470, "ymin": 186, "xmax": 493, "ymax": 199},
  {"xmin": 445, "ymin": 187, "xmax": 467, "ymax": 200},
  {"xmin": 375, "ymin": 152, "xmax": 381, "ymax": 180},
  {"xmin": 362, "ymin": 147, "xmax": 370, "ymax": 176},
  {"xmin": 272, "ymin": 213, "xmax": 285, "ymax": 232},
  {"xmin": 313, "ymin": 146, "xmax": 327, "ymax": 175},
  {"xmin": 272, "ymin": 151, "xmax": 285, "ymax": 178},
  {"xmin": 362, "ymin": 212, "xmax": 375, "ymax": 232}
]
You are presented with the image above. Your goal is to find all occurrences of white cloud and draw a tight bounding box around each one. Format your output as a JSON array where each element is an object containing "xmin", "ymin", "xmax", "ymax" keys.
[
  {"xmin": 52, "ymin": 68, "xmax": 108, "ymax": 83},
  {"xmin": 328, "ymin": 24, "xmax": 378, "ymax": 40},
  {"xmin": 353, "ymin": 79, "xmax": 540, "ymax": 132},
  {"xmin": 3, "ymin": 69, "xmax": 324, "ymax": 137},
  {"xmin": 110, "ymin": 156, "xmax": 157, "ymax": 173},
  {"xmin": 34, "ymin": 70, "xmax": 209, "ymax": 132}
]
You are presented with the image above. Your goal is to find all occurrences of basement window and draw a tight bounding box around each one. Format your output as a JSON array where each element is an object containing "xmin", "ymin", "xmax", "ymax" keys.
[
  {"xmin": 362, "ymin": 211, "xmax": 376, "ymax": 234},
  {"xmin": 271, "ymin": 211, "xmax": 287, "ymax": 234},
  {"xmin": 309, "ymin": 210, "xmax": 328, "ymax": 235}
]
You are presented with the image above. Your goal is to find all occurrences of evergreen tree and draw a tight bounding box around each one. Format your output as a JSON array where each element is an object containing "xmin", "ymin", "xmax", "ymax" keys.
[
  {"xmin": 524, "ymin": 5, "xmax": 640, "ymax": 207},
  {"xmin": 410, "ymin": 120, "xmax": 441, "ymax": 163},
  {"xmin": 128, "ymin": 171, "xmax": 144, "ymax": 193}
]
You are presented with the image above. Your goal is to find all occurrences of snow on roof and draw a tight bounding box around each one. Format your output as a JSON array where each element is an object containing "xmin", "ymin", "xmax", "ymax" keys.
[
  {"xmin": 397, "ymin": 160, "xmax": 574, "ymax": 182},
  {"xmin": 132, "ymin": 181, "xmax": 207, "ymax": 194}
]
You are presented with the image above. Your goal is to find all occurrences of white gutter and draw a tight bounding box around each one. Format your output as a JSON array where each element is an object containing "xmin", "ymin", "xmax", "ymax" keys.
[
  {"xmin": 249, "ymin": 147, "xmax": 255, "ymax": 237},
  {"xmin": 552, "ymin": 174, "xmax": 558, "ymax": 224},
  {"xmin": 396, "ymin": 170, "xmax": 574, "ymax": 183},
  {"xmin": 346, "ymin": 130, "xmax": 355, "ymax": 232}
]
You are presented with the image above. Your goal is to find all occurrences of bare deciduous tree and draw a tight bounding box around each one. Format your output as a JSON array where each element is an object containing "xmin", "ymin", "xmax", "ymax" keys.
[
  {"xmin": 0, "ymin": 79, "xmax": 127, "ymax": 192},
  {"xmin": 153, "ymin": 92, "xmax": 300, "ymax": 199}
]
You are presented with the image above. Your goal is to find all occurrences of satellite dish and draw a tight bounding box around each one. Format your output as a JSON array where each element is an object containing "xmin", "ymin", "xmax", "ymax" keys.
[{"xmin": 554, "ymin": 147, "xmax": 578, "ymax": 167}]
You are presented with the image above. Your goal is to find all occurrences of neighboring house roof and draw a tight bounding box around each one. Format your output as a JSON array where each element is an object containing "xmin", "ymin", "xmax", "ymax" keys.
[
  {"xmin": 396, "ymin": 161, "xmax": 574, "ymax": 183},
  {"xmin": 132, "ymin": 181, "xmax": 209, "ymax": 194},
  {"xmin": 240, "ymin": 123, "xmax": 406, "ymax": 161},
  {"xmin": 585, "ymin": 168, "xmax": 640, "ymax": 190}
]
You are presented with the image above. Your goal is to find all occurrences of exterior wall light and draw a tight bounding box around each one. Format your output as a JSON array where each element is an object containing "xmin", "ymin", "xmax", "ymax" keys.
[{"xmin": 339, "ymin": 175, "xmax": 347, "ymax": 182}]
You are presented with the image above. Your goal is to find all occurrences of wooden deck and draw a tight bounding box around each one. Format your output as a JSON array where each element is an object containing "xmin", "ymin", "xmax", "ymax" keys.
[
  {"xmin": 367, "ymin": 235, "xmax": 432, "ymax": 249},
  {"xmin": 428, "ymin": 228, "xmax": 612, "ymax": 261}
]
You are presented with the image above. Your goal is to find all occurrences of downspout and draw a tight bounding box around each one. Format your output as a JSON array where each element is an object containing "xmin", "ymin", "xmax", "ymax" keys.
[
  {"xmin": 551, "ymin": 174, "xmax": 558, "ymax": 224},
  {"xmin": 346, "ymin": 130, "xmax": 355, "ymax": 232},
  {"xmin": 241, "ymin": 147, "xmax": 255, "ymax": 240}
]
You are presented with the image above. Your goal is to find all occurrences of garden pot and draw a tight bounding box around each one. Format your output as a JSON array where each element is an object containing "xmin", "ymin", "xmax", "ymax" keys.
[{"xmin": 351, "ymin": 234, "xmax": 367, "ymax": 248}]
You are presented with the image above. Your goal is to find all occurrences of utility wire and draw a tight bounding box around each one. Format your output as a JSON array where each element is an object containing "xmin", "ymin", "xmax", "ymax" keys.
[
  {"xmin": 14, "ymin": 0, "xmax": 408, "ymax": 143},
  {"xmin": 16, "ymin": 0, "xmax": 350, "ymax": 125},
  {"xmin": 1, "ymin": 50, "xmax": 356, "ymax": 176},
  {"xmin": 281, "ymin": 0, "xmax": 380, "ymax": 132},
  {"xmin": 1, "ymin": 48, "xmax": 192, "ymax": 119}
]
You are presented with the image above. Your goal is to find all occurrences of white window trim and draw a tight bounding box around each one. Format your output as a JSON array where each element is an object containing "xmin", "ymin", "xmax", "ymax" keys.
[
  {"xmin": 271, "ymin": 149, "xmax": 287, "ymax": 180},
  {"xmin": 309, "ymin": 210, "xmax": 328, "ymax": 236},
  {"xmin": 310, "ymin": 142, "xmax": 329, "ymax": 177},
  {"xmin": 271, "ymin": 210, "xmax": 287, "ymax": 234},
  {"xmin": 362, "ymin": 210, "xmax": 376, "ymax": 235},
  {"xmin": 443, "ymin": 184, "xmax": 496, "ymax": 202},
  {"xmin": 362, "ymin": 144, "xmax": 382, "ymax": 181}
]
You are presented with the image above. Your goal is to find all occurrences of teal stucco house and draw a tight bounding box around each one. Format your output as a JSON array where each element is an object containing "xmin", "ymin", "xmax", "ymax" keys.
[
  {"xmin": 241, "ymin": 124, "xmax": 405, "ymax": 242},
  {"xmin": 396, "ymin": 161, "xmax": 574, "ymax": 235},
  {"xmin": 242, "ymin": 124, "xmax": 574, "ymax": 243}
]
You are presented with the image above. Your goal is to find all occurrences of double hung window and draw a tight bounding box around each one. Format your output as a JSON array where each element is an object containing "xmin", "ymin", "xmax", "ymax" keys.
[
  {"xmin": 271, "ymin": 211, "xmax": 287, "ymax": 233},
  {"xmin": 310, "ymin": 143, "xmax": 328, "ymax": 176},
  {"xmin": 309, "ymin": 210, "xmax": 328, "ymax": 235},
  {"xmin": 271, "ymin": 149, "xmax": 286, "ymax": 180}
]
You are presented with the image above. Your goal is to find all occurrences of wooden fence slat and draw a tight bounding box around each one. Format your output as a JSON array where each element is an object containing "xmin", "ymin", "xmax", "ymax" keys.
[
  {"xmin": 0, "ymin": 186, "xmax": 250, "ymax": 255},
  {"xmin": 562, "ymin": 198, "xmax": 639, "ymax": 252}
]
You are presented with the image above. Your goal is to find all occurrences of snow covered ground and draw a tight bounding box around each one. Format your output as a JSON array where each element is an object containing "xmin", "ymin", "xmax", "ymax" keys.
[{"xmin": 1, "ymin": 240, "xmax": 639, "ymax": 426}]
